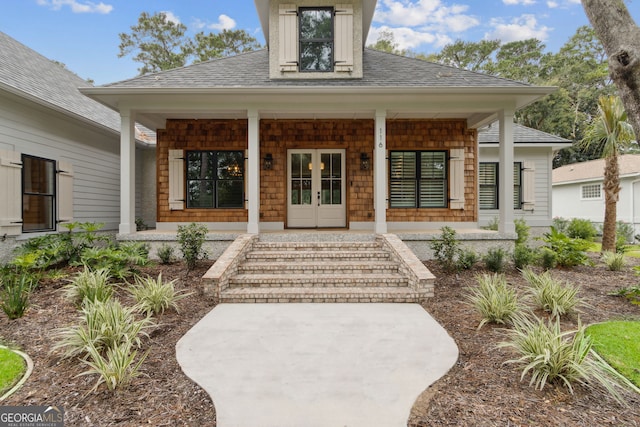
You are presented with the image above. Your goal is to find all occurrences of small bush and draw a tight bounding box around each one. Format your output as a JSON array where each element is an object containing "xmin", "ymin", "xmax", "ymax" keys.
[
  {"xmin": 483, "ymin": 247, "xmax": 508, "ymax": 273},
  {"xmin": 552, "ymin": 217, "xmax": 569, "ymax": 234},
  {"xmin": 513, "ymin": 244, "xmax": 535, "ymax": 270},
  {"xmin": 499, "ymin": 314, "xmax": 637, "ymax": 403},
  {"xmin": 457, "ymin": 248, "xmax": 478, "ymax": 271},
  {"xmin": 466, "ymin": 273, "xmax": 521, "ymax": 329},
  {"xmin": 63, "ymin": 267, "xmax": 113, "ymax": 306},
  {"xmin": 539, "ymin": 247, "xmax": 557, "ymax": 270},
  {"xmin": 514, "ymin": 218, "xmax": 530, "ymax": 245},
  {"xmin": 612, "ymin": 284, "xmax": 640, "ymax": 306},
  {"xmin": 177, "ymin": 223, "xmax": 208, "ymax": 271},
  {"xmin": 156, "ymin": 244, "xmax": 175, "ymax": 265},
  {"xmin": 540, "ymin": 227, "xmax": 591, "ymax": 268},
  {"xmin": 482, "ymin": 217, "xmax": 499, "ymax": 231},
  {"xmin": 0, "ymin": 275, "xmax": 32, "ymax": 320},
  {"xmin": 602, "ymin": 251, "xmax": 625, "ymax": 271},
  {"xmin": 79, "ymin": 340, "xmax": 148, "ymax": 392},
  {"xmin": 54, "ymin": 299, "xmax": 153, "ymax": 360},
  {"xmin": 566, "ymin": 218, "xmax": 598, "ymax": 241},
  {"xmin": 430, "ymin": 226, "xmax": 462, "ymax": 273},
  {"xmin": 128, "ymin": 273, "xmax": 190, "ymax": 316},
  {"xmin": 521, "ymin": 268, "xmax": 584, "ymax": 318}
]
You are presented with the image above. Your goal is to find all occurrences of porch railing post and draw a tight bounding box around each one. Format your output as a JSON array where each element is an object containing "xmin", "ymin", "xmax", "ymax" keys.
[
  {"xmin": 374, "ymin": 110, "xmax": 387, "ymax": 234},
  {"xmin": 498, "ymin": 109, "xmax": 516, "ymax": 235}
]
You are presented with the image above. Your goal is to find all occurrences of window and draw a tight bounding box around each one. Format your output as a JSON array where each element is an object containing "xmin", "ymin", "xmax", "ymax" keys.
[
  {"xmin": 22, "ymin": 154, "xmax": 56, "ymax": 232},
  {"xmin": 299, "ymin": 7, "xmax": 333, "ymax": 72},
  {"xmin": 390, "ymin": 151, "xmax": 447, "ymax": 208},
  {"xmin": 186, "ymin": 151, "xmax": 244, "ymax": 208},
  {"xmin": 581, "ymin": 183, "xmax": 601, "ymax": 199},
  {"xmin": 478, "ymin": 162, "xmax": 523, "ymax": 210}
]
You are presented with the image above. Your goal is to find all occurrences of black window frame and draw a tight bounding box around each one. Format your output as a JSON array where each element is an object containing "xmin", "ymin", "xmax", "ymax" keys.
[
  {"xmin": 22, "ymin": 154, "xmax": 56, "ymax": 233},
  {"xmin": 389, "ymin": 150, "xmax": 448, "ymax": 209},
  {"xmin": 298, "ymin": 7, "xmax": 334, "ymax": 72},
  {"xmin": 478, "ymin": 162, "xmax": 523, "ymax": 210},
  {"xmin": 186, "ymin": 150, "xmax": 245, "ymax": 209}
]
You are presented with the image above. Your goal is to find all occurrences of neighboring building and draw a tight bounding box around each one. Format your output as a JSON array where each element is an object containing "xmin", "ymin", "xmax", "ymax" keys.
[
  {"xmin": 83, "ymin": 0, "xmax": 555, "ymax": 238},
  {"xmin": 552, "ymin": 154, "xmax": 640, "ymax": 234},
  {"xmin": 0, "ymin": 31, "xmax": 154, "ymax": 261},
  {"xmin": 478, "ymin": 123, "xmax": 571, "ymax": 231}
]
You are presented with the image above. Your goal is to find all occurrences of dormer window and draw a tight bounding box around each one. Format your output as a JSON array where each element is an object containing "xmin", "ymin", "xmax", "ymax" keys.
[{"xmin": 299, "ymin": 8, "xmax": 333, "ymax": 72}]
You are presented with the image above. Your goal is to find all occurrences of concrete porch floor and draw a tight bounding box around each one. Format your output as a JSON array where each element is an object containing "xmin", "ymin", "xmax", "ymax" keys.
[{"xmin": 176, "ymin": 303, "xmax": 459, "ymax": 427}]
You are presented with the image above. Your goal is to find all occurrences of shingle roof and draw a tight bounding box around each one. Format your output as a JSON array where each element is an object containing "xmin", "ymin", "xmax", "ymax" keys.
[
  {"xmin": 102, "ymin": 48, "xmax": 533, "ymax": 89},
  {"xmin": 552, "ymin": 154, "xmax": 640, "ymax": 184},
  {"xmin": 478, "ymin": 122, "xmax": 571, "ymax": 145},
  {"xmin": 0, "ymin": 31, "xmax": 120, "ymax": 133}
]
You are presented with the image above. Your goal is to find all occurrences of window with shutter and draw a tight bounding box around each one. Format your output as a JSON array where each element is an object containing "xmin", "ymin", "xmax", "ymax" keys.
[
  {"xmin": 299, "ymin": 7, "xmax": 334, "ymax": 72},
  {"xmin": 168, "ymin": 149, "xmax": 185, "ymax": 210},
  {"xmin": 279, "ymin": 4, "xmax": 298, "ymax": 72},
  {"xmin": 334, "ymin": 5, "xmax": 353, "ymax": 72},
  {"xmin": 22, "ymin": 154, "xmax": 56, "ymax": 232},
  {"xmin": 185, "ymin": 151, "xmax": 244, "ymax": 208},
  {"xmin": 479, "ymin": 162, "xmax": 531, "ymax": 210},
  {"xmin": 389, "ymin": 151, "xmax": 447, "ymax": 208},
  {"xmin": 479, "ymin": 163, "xmax": 498, "ymax": 210},
  {"xmin": 0, "ymin": 149, "xmax": 22, "ymax": 236}
]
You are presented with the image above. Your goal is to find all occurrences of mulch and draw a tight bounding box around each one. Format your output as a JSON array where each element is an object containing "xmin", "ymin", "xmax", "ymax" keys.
[{"xmin": 1, "ymin": 255, "xmax": 640, "ymax": 426}]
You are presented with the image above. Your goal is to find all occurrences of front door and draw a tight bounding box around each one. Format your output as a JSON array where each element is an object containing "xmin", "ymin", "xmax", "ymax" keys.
[{"xmin": 287, "ymin": 149, "xmax": 346, "ymax": 228}]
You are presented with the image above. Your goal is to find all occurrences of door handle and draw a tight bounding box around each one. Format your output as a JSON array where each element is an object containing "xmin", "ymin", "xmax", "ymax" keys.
[{"xmin": 317, "ymin": 191, "xmax": 320, "ymax": 206}]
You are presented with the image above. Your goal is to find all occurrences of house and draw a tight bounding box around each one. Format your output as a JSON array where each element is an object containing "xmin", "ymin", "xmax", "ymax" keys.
[
  {"xmin": 552, "ymin": 154, "xmax": 640, "ymax": 234},
  {"xmin": 0, "ymin": 31, "xmax": 153, "ymax": 262},
  {"xmin": 478, "ymin": 123, "xmax": 571, "ymax": 232}
]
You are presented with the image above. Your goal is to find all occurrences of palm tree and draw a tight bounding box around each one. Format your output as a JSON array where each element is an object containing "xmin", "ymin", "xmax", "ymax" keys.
[{"xmin": 579, "ymin": 95, "xmax": 636, "ymax": 252}]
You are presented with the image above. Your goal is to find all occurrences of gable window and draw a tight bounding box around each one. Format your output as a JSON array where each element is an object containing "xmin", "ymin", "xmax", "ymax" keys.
[
  {"xmin": 581, "ymin": 183, "xmax": 601, "ymax": 199},
  {"xmin": 22, "ymin": 154, "xmax": 56, "ymax": 232},
  {"xmin": 299, "ymin": 7, "xmax": 333, "ymax": 72},
  {"xmin": 390, "ymin": 151, "xmax": 447, "ymax": 208},
  {"xmin": 186, "ymin": 151, "xmax": 244, "ymax": 208},
  {"xmin": 479, "ymin": 162, "xmax": 525, "ymax": 210}
]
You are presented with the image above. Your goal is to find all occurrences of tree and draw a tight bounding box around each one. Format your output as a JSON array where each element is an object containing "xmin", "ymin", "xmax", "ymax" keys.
[
  {"xmin": 430, "ymin": 39, "xmax": 500, "ymax": 72},
  {"xmin": 118, "ymin": 12, "xmax": 193, "ymax": 74},
  {"xmin": 486, "ymin": 39, "xmax": 548, "ymax": 83},
  {"xmin": 579, "ymin": 95, "xmax": 636, "ymax": 252},
  {"xmin": 191, "ymin": 29, "xmax": 262, "ymax": 63},
  {"xmin": 582, "ymin": 0, "xmax": 640, "ymax": 139},
  {"xmin": 367, "ymin": 30, "xmax": 406, "ymax": 56}
]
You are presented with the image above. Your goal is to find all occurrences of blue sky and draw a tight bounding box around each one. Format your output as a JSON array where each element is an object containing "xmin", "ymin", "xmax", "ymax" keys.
[{"xmin": 2, "ymin": 0, "xmax": 638, "ymax": 85}]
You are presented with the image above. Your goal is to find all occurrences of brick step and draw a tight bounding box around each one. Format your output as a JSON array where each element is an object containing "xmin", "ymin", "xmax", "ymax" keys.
[
  {"xmin": 237, "ymin": 260, "xmax": 400, "ymax": 275},
  {"xmin": 252, "ymin": 241, "xmax": 383, "ymax": 251},
  {"xmin": 220, "ymin": 286, "xmax": 425, "ymax": 303},
  {"xmin": 228, "ymin": 273, "xmax": 408, "ymax": 288},
  {"xmin": 245, "ymin": 250, "xmax": 391, "ymax": 262}
]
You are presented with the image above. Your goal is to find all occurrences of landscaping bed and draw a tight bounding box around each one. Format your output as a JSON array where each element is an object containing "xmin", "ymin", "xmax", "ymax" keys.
[{"xmin": 1, "ymin": 255, "xmax": 639, "ymax": 426}]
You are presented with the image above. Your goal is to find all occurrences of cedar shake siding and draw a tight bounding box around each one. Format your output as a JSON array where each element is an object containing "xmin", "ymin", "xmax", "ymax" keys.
[{"xmin": 157, "ymin": 118, "xmax": 477, "ymax": 227}]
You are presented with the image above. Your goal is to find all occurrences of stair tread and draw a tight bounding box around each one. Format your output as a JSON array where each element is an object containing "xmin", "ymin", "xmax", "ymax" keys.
[
  {"xmin": 222, "ymin": 286, "xmax": 418, "ymax": 295},
  {"xmin": 232, "ymin": 272, "xmax": 405, "ymax": 280}
]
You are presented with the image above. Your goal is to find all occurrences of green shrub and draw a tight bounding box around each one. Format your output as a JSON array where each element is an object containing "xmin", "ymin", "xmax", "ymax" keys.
[
  {"xmin": 602, "ymin": 251, "xmax": 626, "ymax": 271},
  {"xmin": 482, "ymin": 217, "xmax": 499, "ymax": 231},
  {"xmin": 177, "ymin": 223, "xmax": 208, "ymax": 271},
  {"xmin": 566, "ymin": 218, "xmax": 598, "ymax": 241},
  {"xmin": 483, "ymin": 247, "xmax": 508, "ymax": 273},
  {"xmin": 499, "ymin": 314, "xmax": 637, "ymax": 403},
  {"xmin": 466, "ymin": 273, "xmax": 521, "ymax": 329},
  {"xmin": 77, "ymin": 242, "xmax": 149, "ymax": 279},
  {"xmin": 156, "ymin": 244, "xmax": 175, "ymax": 265},
  {"xmin": 513, "ymin": 244, "xmax": 535, "ymax": 270},
  {"xmin": 54, "ymin": 299, "xmax": 154, "ymax": 360},
  {"xmin": 540, "ymin": 227, "xmax": 591, "ymax": 268},
  {"xmin": 0, "ymin": 275, "xmax": 32, "ymax": 320},
  {"xmin": 429, "ymin": 226, "xmax": 462, "ymax": 273},
  {"xmin": 539, "ymin": 247, "xmax": 558, "ymax": 270},
  {"xmin": 514, "ymin": 218, "xmax": 530, "ymax": 245},
  {"xmin": 612, "ymin": 284, "xmax": 640, "ymax": 306},
  {"xmin": 552, "ymin": 217, "xmax": 569, "ymax": 234},
  {"xmin": 128, "ymin": 274, "xmax": 190, "ymax": 316},
  {"xmin": 63, "ymin": 267, "xmax": 113, "ymax": 306},
  {"xmin": 79, "ymin": 340, "xmax": 148, "ymax": 392},
  {"xmin": 521, "ymin": 268, "xmax": 584, "ymax": 318},
  {"xmin": 457, "ymin": 248, "xmax": 478, "ymax": 271}
]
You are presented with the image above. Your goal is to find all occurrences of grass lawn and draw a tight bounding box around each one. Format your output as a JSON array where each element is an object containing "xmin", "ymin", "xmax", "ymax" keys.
[
  {"xmin": 0, "ymin": 346, "xmax": 26, "ymax": 395},
  {"xmin": 586, "ymin": 321, "xmax": 640, "ymax": 388},
  {"xmin": 587, "ymin": 242, "xmax": 640, "ymax": 258}
]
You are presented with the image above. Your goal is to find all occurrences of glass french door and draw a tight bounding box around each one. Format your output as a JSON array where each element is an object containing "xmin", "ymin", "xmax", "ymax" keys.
[{"xmin": 287, "ymin": 149, "xmax": 346, "ymax": 228}]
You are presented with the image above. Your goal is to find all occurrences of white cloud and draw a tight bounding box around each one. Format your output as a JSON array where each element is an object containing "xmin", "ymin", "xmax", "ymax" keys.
[
  {"xmin": 503, "ymin": 0, "xmax": 536, "ymax": 5},
  {"xmin": 547, "ymin": 1, "xmax": 559, "ymax": 7},
  {"xmin": 547, "ymin": 0, "xmax": 580, "ymax": 7},
  {"xmin": 208, "ymin": 14, "xmax": 237, "ymax": 31},
  {"xmin": 36, "ymin": 0, "xmax": 112, "ymax": 14},
  {"xmin": 367, "ymin": 25, "xmax": 452, "ymax": 51},
  {"xmin": 485, "ymin": 14, "xmax": 551, "ymax": 42},
  {"xmin": 160, "ymin": 11, "xmax": 181, "ymax": 25},
  {"xmin": 374, "ymin": 0, "xmax": 478, "ymax": 31}
]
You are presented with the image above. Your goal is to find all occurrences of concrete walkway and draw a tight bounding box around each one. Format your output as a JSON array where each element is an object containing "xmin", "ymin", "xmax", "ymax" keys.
[{"xmin": 176, "ymin": 304, "xmax": 458, "ymax": 427}]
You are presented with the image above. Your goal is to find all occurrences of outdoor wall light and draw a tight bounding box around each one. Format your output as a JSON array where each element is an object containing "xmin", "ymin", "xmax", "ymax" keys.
[
  {"xmin": 263, "ymin": 153, "xmax": 273, "ymax": 170},
  {"xmin": 360, "ymin": 153, "xmax": 371, "ymax": 171}
]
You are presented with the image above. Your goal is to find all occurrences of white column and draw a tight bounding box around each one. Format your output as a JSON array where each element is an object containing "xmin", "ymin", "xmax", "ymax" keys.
[
  {"xmin": 247, "ymin": 109, "xmax": 260, "ymax": 234},
  {"xmin": 119, "ymin": 109, "xmax": 136, "ymax": 234},
  {"xmin": 498, "ymin": 109, "xmax": 516, "ymax": 235},
  {"xmin": 374, "ymin": 110, "xmax": 387, "ymax": 234}
]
